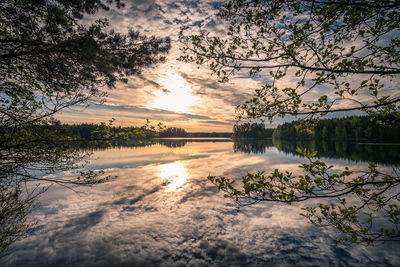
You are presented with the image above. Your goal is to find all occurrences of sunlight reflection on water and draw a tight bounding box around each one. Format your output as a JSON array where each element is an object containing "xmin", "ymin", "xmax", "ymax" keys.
[{"xmin": 159, "ymin": 162, "xmax": 189, "ymax": 192}]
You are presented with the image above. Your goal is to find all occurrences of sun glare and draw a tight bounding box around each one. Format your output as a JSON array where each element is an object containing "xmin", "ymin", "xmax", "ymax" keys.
[
  {"xmin": 151, "ymin": 70, "xmax": 196, "ymax": 113},
  {"xmin": 159, "ymin": 161, "xmax": 189, "ymax": 192}
]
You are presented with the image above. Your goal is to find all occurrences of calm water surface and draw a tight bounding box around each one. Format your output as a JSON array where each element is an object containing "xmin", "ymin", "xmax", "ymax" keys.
[{"xmin": 2, "ymin": 140, "xmax": 400, "ymax": 266}]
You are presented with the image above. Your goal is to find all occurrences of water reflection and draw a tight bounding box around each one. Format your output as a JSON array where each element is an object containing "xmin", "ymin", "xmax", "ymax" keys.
[
  {"xmin": 76, "ymin": 138, "xmax": 400, "ymax": 165},
  {"xmin": 233, "ymin": 139, "xmax": 274, "ymax": 154},
  {"xmin": 159, "ymin": 162, "xmax": 189, "ymax": 192},
  {"xmin": 233, "ymin": 139, "xmax": 400, "ymax": 165},
  {"xmin": 158, "ymin": 139, "xmax": 187, "ymax": 148},
  {"xmin": 157, "ymin": 138, "xmax": 230, "ymax": 148},
  {"xmin": 2, "ymin": 140, "xmax": 400, "ymax": 266}
]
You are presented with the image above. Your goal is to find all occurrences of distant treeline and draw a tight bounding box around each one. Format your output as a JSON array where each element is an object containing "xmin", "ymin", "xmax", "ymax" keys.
[
  {"xmin": 187, "ymin": 132, "xmax": 232, "ymax": 138},
  {"xmin": 61, "ymin": 123, "xmax": 100, "ymax": 139},
  {"xmin": 231, "ymin": 123, "xmax": 274, "ymax": 139},
  {"xmin": 272, "ymin": 116, "xmax": 400, "ymax": 141},
  {"xmin": 60, "ymin": 123, "xmax": 157, "ymax": 139},
  {"xmin": 158, "ymin": 127, "xmax": 187, "ymax": 137},
  {"xmin": 51, "ymin": 115, "xmax": 400, "ymax": 141},
  {"xmin": 232, "ymin": 116, "xmax": 400, "ymax": 141},
  {"xmin": 58, "ymin": 124, "xmax": 232, "ymax": 139},
  {"xmin": 158, "ymin": 127, "xmax": 231, "ymax": 138}
]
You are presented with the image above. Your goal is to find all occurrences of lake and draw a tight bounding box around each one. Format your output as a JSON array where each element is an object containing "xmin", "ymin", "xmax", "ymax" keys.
[{"xmin": 1, "ymin": 139, "xmax": 400, "ymax": 266}]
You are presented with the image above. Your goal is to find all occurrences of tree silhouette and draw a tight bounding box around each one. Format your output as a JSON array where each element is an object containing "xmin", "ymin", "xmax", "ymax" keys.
[
  {"xmin": 0, "ymin": 0, "xmax": 170, "ymax": 255},
  {"xmin": 232, "ymin": 122, "xmax": 274, "ymax": 139},
  {"xmin": 159, "ymin": 127, "xmax": 188, "ymax": 137}
]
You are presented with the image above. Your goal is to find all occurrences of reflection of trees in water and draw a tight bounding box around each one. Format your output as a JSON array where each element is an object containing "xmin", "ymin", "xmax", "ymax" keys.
[
  {"xmin": 157, "ymin": 139, "xmax": 188, "ymax": 148},
  {"xmin": 80, "ymin": 139, "xmax": 400, "ymax": 165},
  {"xmin": 81, "ymin": 139, "xmax": 188, "ymax": 150},
  {"xmin": 233, "ymin": 139, "xmax": 274, "ymax": 154},
  {"xmin": 232, "ymin": 139, "xmax": 400, "ymax": 165},
  {"xmin": 272, "ymin": 139, "xmax": 400, "ymax": 165},
  {"xmin": 77, "ymin": 138, "xmax": 234, "ymax": 150},
  {"xmin": 157, "ymin": 138, "xmax": 231, "ymax": 148},
  {"xmin": 76, "ymin": 139, "xmax": 157, "ymax": 152}
]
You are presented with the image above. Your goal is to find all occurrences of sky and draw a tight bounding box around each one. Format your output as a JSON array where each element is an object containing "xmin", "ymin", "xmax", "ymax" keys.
[
  {"xmin": 55, "ymin": 0, "xmax": 400, "ymax": 132},
  {"xmin": 57, "ymin": 0, "xmax": 257, "ymax": 132}
]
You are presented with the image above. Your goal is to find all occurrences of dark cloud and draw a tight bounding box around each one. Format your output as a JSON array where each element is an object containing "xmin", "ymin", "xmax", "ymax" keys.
[
  {"xmin": 193, "ymin": 20, "xmax": 204, "ymax": 26},
  {"xmin": 136, "ymin": 74, "xmax": 163, "ymax": 90},
  {"xmin": 163, "ymin": 19, "xmax": 173, "ymax": 25},
  {"xmin": 178, "ymin": 71, "xmax": 254, "ymax": 106},
  {"xmin": 199, "ymin": 120, "xmax": 232, "ymax": 125},
  {"xmin": 62, "ymin": 210, "xmax": 106, "ymax": 230},
  {"xmin": 205, "ymin": 19, "xmax": 217, "ymax": 28},
  {"xmin": 64, "ymin": 103, "xmax": 215, "ymax": 122},
  {"xmin": 208, "ymin": 2, "xmax": 224, "ymax": 10}
]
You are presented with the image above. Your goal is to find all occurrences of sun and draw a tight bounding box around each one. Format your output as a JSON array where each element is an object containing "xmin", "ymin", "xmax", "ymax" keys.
[{"xmin": 151, "ymin": 70, "xmax": 196, "ymax": 113}]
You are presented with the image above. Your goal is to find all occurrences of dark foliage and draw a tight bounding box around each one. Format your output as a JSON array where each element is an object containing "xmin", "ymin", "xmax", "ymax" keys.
[
  {"xmin": 0, "ymin": 0, "xmax": 170, "ymax": 255},
  {"xmin": 187, "ymin": 132, "xmax": 232, "ymax": 138},
  {"xmin": 159, "ymin": 127, "xmax": 187, "ymax": 138},
  {"xmin": 273, "ymin": 115, "xmax": 400, "ymax": 141},
  {"xmin": 232, "ymin": 122, "xmax": 274, "ymax": 139}
]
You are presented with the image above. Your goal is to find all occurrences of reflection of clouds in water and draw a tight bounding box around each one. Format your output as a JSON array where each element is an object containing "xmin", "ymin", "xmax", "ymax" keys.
[{"xmin": 2, "ymin": 142, "xmax": 400, "ymax": 266}]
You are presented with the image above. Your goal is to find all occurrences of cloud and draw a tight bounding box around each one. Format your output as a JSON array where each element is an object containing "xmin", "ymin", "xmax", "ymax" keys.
[
  {"xmin": 60, "ymin": 103, "xmax": 212, "ymax": 121},
  {"xmin": 65, "ymin": 0, "xmax": 259, "ymax": 131},
  {"xmin": 57, "ymin": 103, "xmax": 235, "ymax": 131},
  {"xmin": 73, "ymin": 0, "xmax": 400, "ymax": 131},
  {"xmin": 178, "ymin": 71, "xmax": 255, "ymax": 106},
  {"xmin": 199, "ymin": 120, "xmax": 232, "ymax": 125},
  {"xmin": 136, "ymin": 74, "xmax": 163, "ymax": 90}
]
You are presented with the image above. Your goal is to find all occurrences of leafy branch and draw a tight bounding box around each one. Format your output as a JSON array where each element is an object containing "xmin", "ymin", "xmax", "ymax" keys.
[{"xmin": 209, "ymin": 148, "xmax": 400, "ymax": 244}]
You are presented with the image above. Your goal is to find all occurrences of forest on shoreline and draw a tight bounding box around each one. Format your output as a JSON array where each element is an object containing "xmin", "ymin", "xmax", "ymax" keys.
[
  {"xmin": 233, "ymin": 115, "xmax": 400, "ymax": 142},
  {"xmin": 40, "ymin": 115, "xmax": 400, "ymax": 142}
]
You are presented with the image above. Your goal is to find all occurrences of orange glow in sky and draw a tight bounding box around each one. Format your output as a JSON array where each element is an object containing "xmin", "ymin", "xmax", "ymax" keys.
[{"xmin": 151, "ymin": 70, "xmax": 197, "ymax": 113}]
